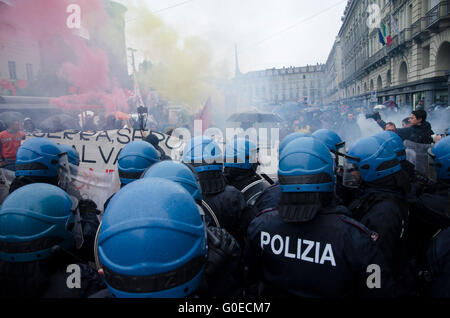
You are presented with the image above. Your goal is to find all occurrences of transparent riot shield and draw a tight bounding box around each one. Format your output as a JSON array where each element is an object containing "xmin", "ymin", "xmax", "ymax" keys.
[
  {"xmin": 404, "ymin": 140, "xmax": 432, "ymax": 177},
  {"xmin": 427, "ymin": 147, "xmax": 438, "ymax": 182},
  {"xmin": 68, "ymin": 195, "xmax": 84, "ymax": 250}
]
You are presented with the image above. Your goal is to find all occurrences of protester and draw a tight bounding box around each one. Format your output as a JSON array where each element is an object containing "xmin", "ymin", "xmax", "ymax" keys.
[
  {"xmin": 385, "ymin": 122, "xmax": 396, "ymax": 132},
  {"xmin": 375, "ymin": 109, "xmax": 433, "ymax": 144},
  {"xmin": 0, "ymin": 119, "xmax": 25, "ymax": 168}
]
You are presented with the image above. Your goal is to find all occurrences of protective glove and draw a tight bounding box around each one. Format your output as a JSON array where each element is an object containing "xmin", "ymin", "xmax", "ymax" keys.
[{"xmin": 205, "ymin": 226, "xmax": 241, "ymax": 277}]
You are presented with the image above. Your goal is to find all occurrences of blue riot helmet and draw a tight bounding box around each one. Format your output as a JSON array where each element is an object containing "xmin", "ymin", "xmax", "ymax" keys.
[
  {"xmin": 346, "ymin": 136, "xmax": 401, "ymax": 183},
  {"xmin": 15, "ymin": 138, "xmax": 65, "ymax": 178},
  {"xmin": 279, "ymin": 132, "xmax": 309, "ymax": 154},
  {"xmin": 143, "ymin": 161, "xmax": 202, "ymax": 202},
  {"xmin": 312, "ymin": 129, "xmax": 345, "ymax": 154},
  {"xmin": 428, "ymin": 136, "xmax": 450, "ymax": 180},
  {"xmin": 182, "ymin": 136, "xmax": 223, "ymax": 173},
  {"xmin": 117, "ymin": 141, "xmax": 160, "ymax": 185},
  {"xmin": 58, "ymin": 144, "xmax": 80, "ymax": 166},
  {"xmin": 98, "ymin": 178, "xmax": 207, "ymax": 298},
  {"xmin": 278, "ymin": 137, "xmax": 335, "ymax": 222},
  {"xmin": 224, "ymin": 137, "xmax": 258, "ymax": 170},
  {"xmin": 373, "ymin": 131, "xmax": 406, "ymax": 162},
  {"xmin": 279, "ymin": 137, "xmax": 335, "ymax": 193},
  {"xmin": 0, "ymin": 183, "xmax": 78, "ymax": 262}
]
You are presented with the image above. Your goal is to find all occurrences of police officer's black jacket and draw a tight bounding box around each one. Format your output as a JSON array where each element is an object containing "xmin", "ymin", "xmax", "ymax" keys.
[
  {"xmin": 348, "ymin": 187, "xmax": 409, "ymax": 277},
  {"xmin": 254, "ymin": 182, "xmax": 281, "ymax": 213},
  {"xmin": 198, "ymin": 170, "xmax": 254, "ymax": 248},
  {"xmin": 407, "ymin": 182, "xmax": 450, "ymax": 267},
  {"xmin": 0, "ymin": 252, "xmax": 105, "ymax": 298},
  {"xmin": 395, "ymin": 121, "xmax": 434, "ymax": 144},
  {"xmin": 245, "ymin": 204, "xmax": 393, "ymax": 298},
  {"xmin": 426, "ymin": 227, "xmax": 450, "ymax": 298},
  {"xmin": 224, "ymin": 168, "xmax": 270, "ymax": 209},
  {"xmin": 203, "ymin": 186, "xmax": 253, "ymax": 248}
]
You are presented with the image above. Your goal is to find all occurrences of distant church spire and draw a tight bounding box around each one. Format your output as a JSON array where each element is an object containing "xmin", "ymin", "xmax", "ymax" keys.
[{"xmin": 234, "ymin": 44, "xmax": 241, "ymax": 77}]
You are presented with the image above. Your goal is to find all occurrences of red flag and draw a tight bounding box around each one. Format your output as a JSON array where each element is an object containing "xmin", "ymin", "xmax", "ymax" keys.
[
  {"xmin": 196, "ymin": 97, "xmax": 212, "ymax": 133},
  {"xmin": 387, "ymin": 35, "xmax": 393, "ymax": 46}
]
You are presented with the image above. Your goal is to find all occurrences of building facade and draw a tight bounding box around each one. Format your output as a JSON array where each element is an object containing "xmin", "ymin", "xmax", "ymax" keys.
[
  {"xmin": 334, "ymin": 0, "xmax": 450, "ymax": 109},
  {"xmin": 323, "ymin": 37, "xmax": 343, "ymax": 105},
  {"xmin": 232, "ymin": 63, "xmax": 326, "ymax": 110},
  {"xmin": 0, "ymin": 0, "xmax": 130, "ymax": 96}
]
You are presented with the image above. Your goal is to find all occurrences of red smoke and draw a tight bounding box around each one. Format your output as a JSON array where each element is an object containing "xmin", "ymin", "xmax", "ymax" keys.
[{"xmin": 0, "ymin": 0, "xmax": 128, "ymax": 114}]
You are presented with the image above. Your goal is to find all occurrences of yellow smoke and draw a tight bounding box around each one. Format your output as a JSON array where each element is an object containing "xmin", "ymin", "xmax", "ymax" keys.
[{"xmin": 127, "ymin": 5, "xmax": 225, "ymax": 113}]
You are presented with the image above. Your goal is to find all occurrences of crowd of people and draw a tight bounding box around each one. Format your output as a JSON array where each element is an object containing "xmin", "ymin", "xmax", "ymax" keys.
[{"xmin": 0, "ymin": 103, "xmax": 449, "ymax": 299}]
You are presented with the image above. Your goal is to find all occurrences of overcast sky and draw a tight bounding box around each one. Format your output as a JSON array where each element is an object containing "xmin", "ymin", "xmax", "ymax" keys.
[{"xmin": 117, "ymin": 0, "xmax": 348, "ymax": 75}]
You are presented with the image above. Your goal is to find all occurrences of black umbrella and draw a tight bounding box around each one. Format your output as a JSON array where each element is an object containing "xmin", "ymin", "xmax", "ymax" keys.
[
  {"xmin": 39, "ymin": 114, "xmax": 80, "ymax": 132},
  {"xmin": 0, "ymin": 111, "xmax": 24, "ymax": 125},
  {"xmin": 227, "ymin": 111, "xmax": 282, "ymax": 123}
]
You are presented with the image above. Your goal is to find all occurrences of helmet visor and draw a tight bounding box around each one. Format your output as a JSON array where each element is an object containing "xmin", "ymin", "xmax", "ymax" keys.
[
  {"xmin": 342, "ymin": 159, "xmax": 360, "ymax": 188},
  {"xmin": 57, "ymin": 153, "xmax": 72, "ymax": 191}
]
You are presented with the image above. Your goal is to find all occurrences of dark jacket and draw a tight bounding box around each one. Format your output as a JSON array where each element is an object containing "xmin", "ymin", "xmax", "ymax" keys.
[
  {"xmin": 426, "ymin": 227, "xmax": 450, "ymax": 298},
  {"xmin": 245, "ymin": 204, "xmax": 393, "ymax": 298},
  {"xmin": 349, "ymin": 188, "xmax": 409, "ymax": 277},
  {"xmin": 395, "ymin": 121, "xmax": 434, "ymax": 144},
  {"xmin": 203, "ymin": 185, "xmax": 254, "ymax": 247},
  {"xmin": 255, "ymin": 182, "xmax": 281, "ymax": 213},
  {"xmin": 0, "ymin": 255, "xmax": 104, "ymax": 298},
  {"xmin": 224, "ymin": 169, "xmax": 270, "ymax": 207},
  {"xmin": 407, "ymin": 183, "xmax": 450, "ymax": 267}
]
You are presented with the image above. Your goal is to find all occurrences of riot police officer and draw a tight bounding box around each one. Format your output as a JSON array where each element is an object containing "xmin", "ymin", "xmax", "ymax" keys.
[
  {"xmin": 142, "ymin": 164, "xmax": 244, "ymax": 297},
  {"xmin": 10, "ymin": 137, "xmax": 69, "ymax": 193},
  {"xmin": 117, "ymin": 140, "xmax": 160, "ymax": 187},
  {"xmin": 373, "ymin": 131, "xmax": 421, "ymax": 183},
  {"xmin": 246, "ymin": 137, "xmax": 392, "ymax": 298},
  {"xmin": 256, "ymin": 132, "xmax": 309, "ymax": 214},
  {"xmin": 182, "ymin": 136, "xmax": 252, "ymax": 247},
  {"xmin": 0, "ymin": 183, "xmax": 105, "ymax": 298},
  {"xmin": 417, "ymin": 136, "xmax": 450, "ymax": 296},
  {"xmin": 312, "ymin": 129, "xmax": 353, "ymax": 205},
  {"xmin": 346, "ymin": 136, "xmax": 413, "ymax": 295},
  {"xmin": 224, "ymin": 138, "xmax": 270, "ymax": 209},
  {"xmin": 10, "ymin": 137, "xmax": 100, "ymax": 263},
  {"xmin": 92, "ymin": 178, "xmax": 241, "ymax": 298},
  {"xmin": 58, "ymin": 144, "xmax": 80, "ymax": 167},
  {"xmin": 103, "ymin": 140, "xmax": 160, "ymax": 210}
]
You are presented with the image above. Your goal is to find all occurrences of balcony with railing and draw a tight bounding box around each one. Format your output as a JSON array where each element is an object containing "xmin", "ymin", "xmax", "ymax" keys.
[
  {"xmin": 411, "ymin": 19, "xmax": 422, "ymax": 38},
  {"xmin": 425, "ymin": 1, "xmax": 450, "ymax": 30},
  {"xmin": 387, "ymin": 28, "xmax": 412, "ymax": 54}
]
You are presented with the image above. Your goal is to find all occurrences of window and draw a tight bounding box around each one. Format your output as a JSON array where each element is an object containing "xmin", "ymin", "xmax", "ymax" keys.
[
  {"xmin": 8, "ymin": 61, "xmax": 16, "ymax": 80},
  {"xmin": 26, "ymin": 63, "xmax": 33, "ymax": 82},
  {"xmin": 422, "ymin": 45, "xmax": 430, "ymax": 69}
]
